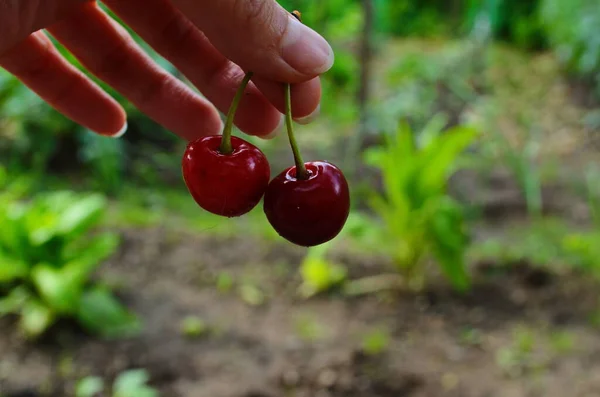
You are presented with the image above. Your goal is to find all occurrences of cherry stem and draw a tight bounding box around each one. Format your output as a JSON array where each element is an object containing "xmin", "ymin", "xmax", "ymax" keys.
[
  {"xmin": 219, "ymin": 71, "xmax": 254, "ymax": 154},
  {"xmin": 284, "ymin": 83, "xmax": 309, "ymax": 180}
]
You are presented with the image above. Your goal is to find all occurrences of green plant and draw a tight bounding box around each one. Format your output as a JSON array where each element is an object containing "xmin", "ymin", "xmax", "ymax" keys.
[
  {"xmin": 376, "ymin": 0, "xmax": 453, "ymax": 37},
  {"xmin": 0, "ymin": 190, "xmax": 140, "ymax": 338},
  {"xmin": 469, "ymin": 218, "xmax": 570, "ymax": 267},
  {"xmin": 498, "ymin": 127, "xmax": 543, "ymax": 218},
  {"xmin": 238, "ymin": 282, "xmax": 266, "ymax": 307},
  {"xmin": 76, "ymin": 369, "xmax": 159, "ymax": 397},
  {"xmin": 540, "ymin": 0, "xmax": 600, "ymax": 97},
  {"xmin": 560, "ymin": 166, "xmax": 600, "ymax": 276},
  {"xmin": 294, "ymin": 313, "xmax": 328, "ymax": 342},
  {"xmin": 377, "ymin": 44, "xmax": 479, "ymax": 137},
  {"xmin": 354, "ymin": 116, "xmax": 477, "ymax": 291},
  {"xmin": 180, "ymin": 316, "xmax": 208, "ymax": 338},
  {"xmin": 495, "ymin": 326, "xmax": 541, "ymax": 377},
  {"xmin": 78, "ymin": 130, "xmax": 125, "ymax": 196},
  {"xmin": 361, "ymin": 327, "xmax": 391, "ymax": 355},
  {"xmin": 298, "ymin": 242, "xmax": 347, "ymax": 298},
  {"xmin": 215, "ymin": 272, "xmax": 235, "ymax": 293},
  {"xmin": 549, "ymin": 330, "xmax": 575, "ymax": 354},
  {"xmin": 464, "ymin": 0, "xmax": 547, "ymax": 50}
]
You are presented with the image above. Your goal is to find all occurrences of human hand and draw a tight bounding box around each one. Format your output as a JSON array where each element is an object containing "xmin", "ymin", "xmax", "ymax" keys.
[{"xmin": 0, "ymin": 0, "xmax": 332, "ymax": 140}]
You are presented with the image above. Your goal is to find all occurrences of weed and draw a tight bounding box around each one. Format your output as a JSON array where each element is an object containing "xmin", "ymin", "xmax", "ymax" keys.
[{"xmin": 0, "ymin": 190, "xmax": 139, "ymax": 339}]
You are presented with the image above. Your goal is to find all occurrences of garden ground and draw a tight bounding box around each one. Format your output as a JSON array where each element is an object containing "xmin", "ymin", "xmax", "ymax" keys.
[{"xmin": 2, "ymin": 225, "xmax": 600, "ymax": 397}]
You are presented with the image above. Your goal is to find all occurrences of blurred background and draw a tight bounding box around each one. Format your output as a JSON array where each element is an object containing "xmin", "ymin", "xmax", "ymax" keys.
[{"xmin": 1, "ymin": 0, "xmax": 600, "ymax": 396}]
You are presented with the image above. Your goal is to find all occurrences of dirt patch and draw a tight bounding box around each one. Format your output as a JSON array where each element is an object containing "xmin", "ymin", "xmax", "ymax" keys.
[{"xmin": 2, "ymin": 228, "xmax": 600, "ymax": 397}]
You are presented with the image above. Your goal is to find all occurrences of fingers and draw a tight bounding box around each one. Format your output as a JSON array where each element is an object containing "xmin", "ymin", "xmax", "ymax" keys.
[
  {"xmin": 47, "ymin": 2, "xmax": 223, "ymax": 142},
  {"xmin": 252, "ymin": 76, "xmax": 322, "ymax": 123},
  {"xmin": 0, "ymin": 0, "xmax": 92, "ymax": 55},
  {"xmin": 171, "ymin": 0, "xmax": 334, "ymax": 83},
  {"xmin": 0, "ymin": 31, "xmax": 126, "ymax": 136},
  {"xmin": 101, "ymin": 0, "xmax": 282, "ymax": 137}
]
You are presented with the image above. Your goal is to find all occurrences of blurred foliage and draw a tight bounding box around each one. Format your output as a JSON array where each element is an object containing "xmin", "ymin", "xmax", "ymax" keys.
[
  {"xmin": 180, "ymin": 316, "xmax": 209, "ymax": 339},
  {"xmin": 539, "ymin": 0, "xmax": 600, "ymax": 97},
  {"xmin": 375, "ymin": 41, "xmax": 480, "ymax": 136},
  {"xmin": 349, "ymin": 117, "xmax": 477, "ymax": 291},
  {"xmin": 298, "ymin": 242, "xmax": 348, "ymax": 298},
  {"xmin": 361, "ymin": 327, "xmax": 391, "ymax": 355},
  {"xmin": 469, "ymin": 218, "xmax": 570, "ymax": 267},
  {"xmin": 76, "ymin": 369, "xmax": 160, "ymax": 397},
  {"xmin": 560, "ymin": 166, "xmax": 600, "ymax": 276},
  {"xmin": 472, "ymin": 166, "xmax": 600, "ymax": 279},
  {"xmin": 0, "ymin": 185, "xmax": 140, "ymax": 339}
]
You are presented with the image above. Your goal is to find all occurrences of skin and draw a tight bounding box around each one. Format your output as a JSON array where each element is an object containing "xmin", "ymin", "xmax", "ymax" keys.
[
  {"xmin": 182, "ymin": 135, "xmax": 271, "ymax": 217},
  {"xmin": 0, "ymin": 0, "xmax": 332, "ymax": 140},
  {"xmin": 263, "ymin": 161, "xmax": 350, "ymax": 247}
]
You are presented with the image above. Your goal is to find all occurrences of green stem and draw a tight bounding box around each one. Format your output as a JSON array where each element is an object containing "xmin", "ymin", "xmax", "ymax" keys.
[
  {"xmin": 219, "ymin": 71, "xmax": 254, "ymax": 154},
  {"xmin": 284, "ymin": 83, "xmax": 309, "ymax": 180}
]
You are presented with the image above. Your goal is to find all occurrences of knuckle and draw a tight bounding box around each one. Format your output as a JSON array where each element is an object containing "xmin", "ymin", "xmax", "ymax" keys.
[
  {"xmin": 232, "ymin": 0, "xmax": 272, "ymax": 33},
  {"xmin": 18, "ymin": 36, "xmax": 54, "ymax": 79},
  {"xmin": 157, "ymin": 13, "xmax": 195, "ymax": 58}
]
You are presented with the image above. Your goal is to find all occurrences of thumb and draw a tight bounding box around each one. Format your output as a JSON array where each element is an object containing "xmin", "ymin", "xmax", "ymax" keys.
[{"xmin": 172, "ymin": 0, "xmax": 334, "ymax": 83}]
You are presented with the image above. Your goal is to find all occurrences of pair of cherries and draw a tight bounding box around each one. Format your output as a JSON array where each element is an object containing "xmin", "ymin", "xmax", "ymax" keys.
[{"xmin": 181, "ymin": 46, "xmax": 350, "ymax": 247}]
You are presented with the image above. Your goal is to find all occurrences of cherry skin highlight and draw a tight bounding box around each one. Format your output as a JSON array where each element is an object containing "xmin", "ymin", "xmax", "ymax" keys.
[
  {"xmin": 182, "ymin": 135, "xmax": 270, "ymax": 217},
  {"xmin": 263, "ymin": 161, "xmax": 350, "ymax": 247}
]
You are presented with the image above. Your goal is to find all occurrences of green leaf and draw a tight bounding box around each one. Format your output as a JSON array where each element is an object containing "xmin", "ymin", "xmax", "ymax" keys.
[
  {"xmin": 32, "ymin": 264, "xmax": 84, "ymax": 314},
  {"xmin": 180, "ymin": 316, "xmax": 208, "ymax": 338},
  {"xmin": 24, "ymin": 192, "xmax": 72, "ymax": 246},
  {"xmin": 299, "ymin": 256, "xmax": 347, "ymax": 297},
  {"xmin": 0, "ymin": 203, "xmax": 28, "ymax": 258},
  {"xmin": 0, "ymin": 286, "xmax": 31, "ymax": 315},
  {"xmin": 417, "ymin": 113, "xmax": 448, "ymax": 149},
  {"xmin": 26, "ymin": 211, "xmax": 60, "ymax": 246},
  {"xmin": 77, "ymin": 287, "xmax": 141, "ymax": 338},
  {"xmin": 75, "ymin": 376, "xmax": 105, "ymax": 397},
  {"xmin": 238, "ymin": 284, "xmax": 266, "ymax": 306},
  {"xmin": 0, "ymin": 166, "xmax": 6, "ymax": 188},
  {"xmin": 361, "ymin": 328, "xmax": 391, "ymax": 355},
  {"xmin": 20, "ymin": 298, "xmax": 55, "ymax": 338},
  {"xmin": 0, "ymin": 254, "xmax": 29, "ymax": 283},
  {"xmin": 113, "ymin": 369, "xmax": 159, "ymax": 397},
  {"xmin": 418, "ymin": 125, "xmax": 478, "ymax": 197},
  {"xmin": 57, "ymin": 193, "xmax": 107, "ymax": 238},
  {"xmin": 62, "ymin": 232, "xmax": 120, "ymax": 275},
  {"xmin": 429, "ymin": 200, "xmax": 471, "ymax": 292}
]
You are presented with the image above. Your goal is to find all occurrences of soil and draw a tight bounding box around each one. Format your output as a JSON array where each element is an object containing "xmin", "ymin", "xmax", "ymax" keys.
[{"xmin": 2, "ymin": 225, "xmax": 600, "ymax": 397}]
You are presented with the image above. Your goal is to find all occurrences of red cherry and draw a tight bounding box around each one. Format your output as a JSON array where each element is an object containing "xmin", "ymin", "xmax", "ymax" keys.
[
  {"xmin": 263, "ymin": 161, "xmax": 350, "ymax": 247},
  {"xmin": 182, "ymin": 135, "xmax": 270, "ymax": 217}
]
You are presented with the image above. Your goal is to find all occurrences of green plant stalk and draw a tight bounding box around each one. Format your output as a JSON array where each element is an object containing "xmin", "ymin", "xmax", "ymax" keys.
[
  {"xmin": 284, "ymin": 83, "xmax": 309, "ymax": 180},
  {"xmin": 344, "ymin": 273, "xmax": 404, "ymax": 296},
  {"xmin": 219, "ymin": 71, "xmax": 254, "ymax": 154}
]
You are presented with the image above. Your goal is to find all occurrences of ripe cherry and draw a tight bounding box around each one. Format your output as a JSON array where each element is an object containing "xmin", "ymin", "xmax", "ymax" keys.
[
  {"xmin": 264, "ymin": 161, "xmax": 350, "ymax": 247},
  {"xmin": 182, "ymin": 72, "xmax": 270, "ymax": 217},
  {"xmin": 182, "ymin": 135, "xmax": 270, "ymax": 217},
  {"xmin": 264, "ymin": 74, "xmax": 350, "ymax": 246}
]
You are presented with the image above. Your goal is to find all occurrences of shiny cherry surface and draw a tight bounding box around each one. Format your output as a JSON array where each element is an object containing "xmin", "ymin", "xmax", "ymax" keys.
[
  {"xmin": 263, "ymin": 161, "xmax": 350, "ymax": 247},
  {"xmin": 182, "ymin": 135, "xmax": 270, "ymax": 217}
]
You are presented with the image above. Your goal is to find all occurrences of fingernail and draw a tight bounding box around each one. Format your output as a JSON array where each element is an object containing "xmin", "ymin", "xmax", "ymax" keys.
[
  {"xmin": 110, "ymin": 121, "xmax": 128, "ymax": 138},
  {"xmin": 295, "ymin": 104, "xmax": 320, "ymax": 125},
  {"xmin": 262, "ymin": 115, "xmax": 285, "ymax": 140},
  {"xmin": 281, "ymin": 16, "xmax": 334, "ymax": 75}
]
